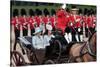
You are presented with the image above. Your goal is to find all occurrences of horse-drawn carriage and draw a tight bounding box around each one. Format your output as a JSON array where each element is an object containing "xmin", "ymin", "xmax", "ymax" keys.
[
  {"xmin": 10, "ymin": 30, "xmax": 96, "ymax": 66},
  {"xmin": 10, "ymin": 30, "xmax": 70, "ymax": 66}
]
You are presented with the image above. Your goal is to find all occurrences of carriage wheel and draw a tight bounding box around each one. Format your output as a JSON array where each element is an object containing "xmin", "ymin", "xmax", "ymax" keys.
[
  {"xmin": 26, "ymin": 47, "xmax": 39, "ymax": 64},
  {"xmin": 26, "ymin": 48, "xmax": 34, "ymax": 62},
  {"xmin": 53, "ymin": 40, "xmax": 62, "ymax": 61},
  {"xmin": 11, "ymin": 50, "xmax": 26, "ymax": 66},
  {"xmin": 13, "ymin": 40, "xmax": 25, "ymax": 55},
  {"xmin": 13, "ymin": 40, "xmax": 39, "ymax": 64},
  {"xmin": 44, "ymin": 60, "xmax": 55, "ymax": 64}
]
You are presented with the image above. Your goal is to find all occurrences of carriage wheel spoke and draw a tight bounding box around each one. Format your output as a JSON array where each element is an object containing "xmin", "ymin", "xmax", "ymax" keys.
[{"xmin": 11, "ymin": 51, "xmax": 25, "ymax": 66}]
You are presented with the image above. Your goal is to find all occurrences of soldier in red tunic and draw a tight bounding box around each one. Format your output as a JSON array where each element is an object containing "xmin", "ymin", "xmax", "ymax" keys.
[
  {"xmin": 34, "ymin": 9, "xmax": 42, "ymax": 27},
  {"xmin": 11, "ymin": 9, "xmax": 19, "ymax": 51},
  {"xmin": 42, "ymin": 15, "xmax": 49, "ymax": 25},
  {"xmin": 64, "ymin": 8, "xmax": 73, "ymax": 43},
  {"xmin": 11, "ymin": 9, "xmax": 20, "ymax": 51},
  {"xmin": 50, "ymin": 9, "xmax": 56, "ymax": 30},
  {"xmin": 42, "ymin": 8, "xmax": 50, "ymax": 25},
  {"xmin": 56, "ymin": 7, "xmax": 67, "ymax": 34},
  {"xmin": 49, "ymin": 15, "xmax": 55, "ymax": 30},
  {"xmin": 34, "ymin": 15, "xmax": 40, "ymax": 27},
  {"xmin": 86, "ymin": 9, "xmax": 95, "ymax": 36},
  {"xmin": 69, "ymin": 6, "xmax": 81, "ymax": 42},
  {"xmin": 12, "ymin": 9, "xmax": 20, "ymax": 41},
  {"xmin": 11, "ymin": 17, "xmax": 16, "ymax": 30},
  {"xmin": 27, "ymin": 9, "xmax": 35, "ymax": 36},
  {"xmin": 20, "ymin": 9, "xmax": 28, "ymax": 36},
  {"xmin": 11, "ymin": 17, "xmax": 16, "ymax": 51},
  {"xmin": 78, "ymin": 8, "xmax": 84, "ymax": 42},
  {"xmin": 83, "ymin": 8, "xmax": 89, "ymax": 37},
  {"xmin": 91, "ymin": 9, "xmax": 96, "ymax": 33}
]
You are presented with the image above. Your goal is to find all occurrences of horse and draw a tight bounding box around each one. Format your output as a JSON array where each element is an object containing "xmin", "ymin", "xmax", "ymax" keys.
[{"xmin": 68, "ymin": 32, "xmax": 96, "ymax": 62}]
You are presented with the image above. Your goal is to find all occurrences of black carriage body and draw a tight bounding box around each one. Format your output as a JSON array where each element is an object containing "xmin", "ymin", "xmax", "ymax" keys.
[
  {"xmin": 45, "ymin": 34, "xmax": 69, "ymax": 63},
  {"xmin": 15, "ymin": 33, "xmax": 69, "ymax": 65}
]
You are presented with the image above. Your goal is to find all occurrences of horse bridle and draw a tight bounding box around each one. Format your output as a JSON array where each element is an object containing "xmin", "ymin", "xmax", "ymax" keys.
[
  {"xmin": 86, "ymin": 41, "xmax": 96, "ymax": 57},
  {"xmin": 73, "ymin": 41, "xmax": 95, "ymax": 62},
  {"xmin": 79, "ymin": 41, "xmax": 96, "ymax": 62}
]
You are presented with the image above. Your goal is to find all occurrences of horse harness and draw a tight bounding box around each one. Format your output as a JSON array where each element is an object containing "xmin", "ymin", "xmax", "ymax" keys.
[{"xmin": 74, "ymin": 41, "xmax": 96, "ymax": 62}]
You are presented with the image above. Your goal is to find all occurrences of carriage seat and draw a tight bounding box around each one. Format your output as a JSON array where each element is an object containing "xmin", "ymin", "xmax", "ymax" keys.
[{"xmin": 18, "ymin": 36, "xmax": 33, "ymax": 48}]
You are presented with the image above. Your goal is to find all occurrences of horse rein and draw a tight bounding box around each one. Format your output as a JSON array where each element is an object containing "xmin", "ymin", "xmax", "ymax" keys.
[
  {"xmin": 86, "ymin": 41, "xmax": 96, "ymax": 57},
  {"xmin": 78, "ymin": 41, "xmax": 96, "ymax": 62}
]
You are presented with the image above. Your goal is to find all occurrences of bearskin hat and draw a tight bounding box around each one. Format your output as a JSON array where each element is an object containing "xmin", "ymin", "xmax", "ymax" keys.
[
  {"xmin": 78, "ymin": 8, "xmax": 83, "ymax": 14},
  {"xmin": 29, "ymin": 9, "xmax": 35, "ymax": 16},
  {"xmin": 20, "ymin": 8, "xmax": 27, "ymax": 16},
  {"xmin": 35, "ymin": 8, "xmax": 42, "ymax": 16},
  {"xmin": 51, "ymin": 9, "xmax": 56, "ymax": 16},
  {"xmin": 84, "ymin": 8, "xmax": 88, "ymax": 15},
  {"xmin": 43, "ymin": 8, "xmax": 50, "ymax": 16},
  {"xmin": 13, "ymin": 9, "xmax": 19, "ymax": 17}
]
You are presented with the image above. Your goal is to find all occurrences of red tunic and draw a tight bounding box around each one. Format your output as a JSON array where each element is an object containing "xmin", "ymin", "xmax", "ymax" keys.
[
  {"xmin": 87, "ymin": 16, "xmax": 93, "ymax": 28},
  {"xmin": 14, "ymin": 17, "xmax": 21, "ymax": 30},
  {"xmin": 49, "ymin": 16, "xmax": 55, "ymax": 28},
  {"xmin": 18, "ymin": 17, "xmax": 25, "ymax": 30},
  {"xmin": 92, "ymin": 16, "xmax": 96, "ymax": 22},
  {"xmin": 70, "ymin": 15, "xmax": 81, "ymax": 28},
  {"xmin": 34, "ymin": 16, "xmax": 41, "ymax": 26},
  {"xmin": 20, "ymin": 17, "xmax": 28, "ymax": 30},
  {"xmin": 56, "ymin": 9, "xmax": 67, "ymax": 33},
  {"xmin": 42, "ymin": 16, "xmax": 49, "ymax": 25},
  {"xmin": 66, "ymin": 14, "xmax": 70, "ymax": 27},
  {"xmin": 75, "ymin": 16, "xmax": 82, "ymax": 28},
  {"xmin": 69, "ymin": 15, "xmax": 74, "ymax": 27},
  {"xmin": 83, "ymin": 16, "xmax": 88, "ymax": 27},
  {"xmin": 28, "ymin": 17, "xmax": 35, "ymax": 29},
  {"xmin": 92, "ymin": 16, "xmax": 96, "ymax": 28},
  {"xmin": 11, "ymin": 17, "xmax": 16, "ymax": 27}
]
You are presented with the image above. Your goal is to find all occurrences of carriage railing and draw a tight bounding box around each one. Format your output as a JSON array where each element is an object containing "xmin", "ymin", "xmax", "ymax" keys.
[
  {"xmin": 17, "ymin": 36, "xmax": 41, "ymax": 64},
  {"xmin": 17, "ymin": 36, "xmax": 33, "ymax": 54},
  {"xmin": 18, "ymin": 37, "xmax": 31, "ymax": 46}
]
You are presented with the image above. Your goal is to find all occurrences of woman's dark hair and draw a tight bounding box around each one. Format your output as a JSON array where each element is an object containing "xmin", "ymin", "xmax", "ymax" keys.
[{"xmin": 44, "ymin": 30, "xmax": 48, "ymax": 35}]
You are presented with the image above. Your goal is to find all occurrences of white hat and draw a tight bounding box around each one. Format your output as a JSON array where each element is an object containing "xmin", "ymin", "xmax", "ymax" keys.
[
  {"xmin": 46, "ymin": 24, "xmax": 52, "ymax": 31},
  {"xmin": 33, "ymin": 27, "xmax": 42, "ymax": 34}
]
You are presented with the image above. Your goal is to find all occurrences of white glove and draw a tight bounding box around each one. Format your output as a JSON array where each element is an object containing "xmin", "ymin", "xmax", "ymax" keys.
[
  {"xmin": 78, "ymin": 28, "xmax": 81, "ymax": 32},
  {"xmin": 70, "ymin": 23, "xmax": 73, "ymax": 26}
]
